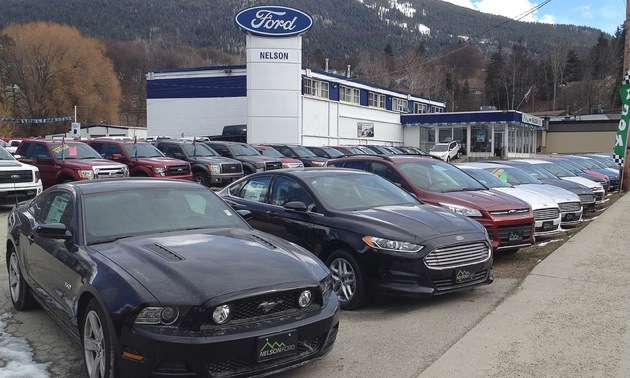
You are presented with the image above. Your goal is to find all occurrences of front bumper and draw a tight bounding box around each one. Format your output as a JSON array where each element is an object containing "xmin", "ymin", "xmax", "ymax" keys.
[
  {"xmin": 210, "ymin": 173, "xmax": 245, "ymax": 185},
  {"xmin": 534, "ymin": 216, "xmax": 561, "ymax": 237},
  {"xmin": 116, "ymin": 299, "xmax": 339, "ymax": 377},
  {"xmin": 0, "ymin": 183, "xmax": 42, "ymax": 204}
]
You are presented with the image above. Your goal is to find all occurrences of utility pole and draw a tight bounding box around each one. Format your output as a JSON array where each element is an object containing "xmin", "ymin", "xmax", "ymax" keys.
[{"xmin": 622, "ymin": 0, "xmax": 630, "ymax": 191}]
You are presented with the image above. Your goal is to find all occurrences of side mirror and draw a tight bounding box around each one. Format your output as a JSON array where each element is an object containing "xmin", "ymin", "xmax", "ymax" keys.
[
  {"xmin": 173, "ymin": 152, "xmax": 185, "ymax": 159},
  {"xmin": 284, "ymin": 201, "xmax": 307, "ymax": 212},
  {"xmin": 236, "ymin": 209, "xmax": 252, "ymax": 221},
  {"xmin": 36, "ymin": 223, "xmax": 72, "ymax": 240},
  {"xmin": 112, "ymin": 154, "xmax": 126, "ymax": 162}
]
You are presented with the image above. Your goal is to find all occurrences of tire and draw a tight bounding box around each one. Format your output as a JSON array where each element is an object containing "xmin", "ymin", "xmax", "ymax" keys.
[
  {"xmin": 446, "ymin": 156, "xmax": 451, "ymax": 163},
  {"xmin": 7, "ymin": 249, "xmax": 38, "ymax": 311},
  {"xmin": 82, "ymin": 299, "xmax": 117, "ymax": 378},
  {"xmin": 326, "ymin": 249, "xmax": 368, "ymax": 310},
  {"xmin": 193, "ymin": 172, "xmax": 209, "ymax": 186}
]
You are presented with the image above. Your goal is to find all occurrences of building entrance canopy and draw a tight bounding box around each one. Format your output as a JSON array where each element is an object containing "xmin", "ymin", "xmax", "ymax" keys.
[{"xmin": 401, "ymin": 110, "xmax": 544, "ymax": 159}]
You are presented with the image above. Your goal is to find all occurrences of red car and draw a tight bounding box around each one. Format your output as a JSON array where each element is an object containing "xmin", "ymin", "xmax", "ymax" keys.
[
  {"xmin": 88, "ymin": 139, "xmax": 193, "ymax": 180},
  {"xmin": 327, "ymin": 155, "xmax": 535, "ymax": 253}
]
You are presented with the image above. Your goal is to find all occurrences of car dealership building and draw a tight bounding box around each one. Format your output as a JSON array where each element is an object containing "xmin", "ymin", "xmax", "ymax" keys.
[{"xmin": 146, "ymin": 5, "xmax": 544, "ymax": 158}]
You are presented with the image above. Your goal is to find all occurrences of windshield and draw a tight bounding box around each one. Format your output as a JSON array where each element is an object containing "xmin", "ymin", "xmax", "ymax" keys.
[
  {"xmin": 230, "ymin": 143, "xmax": 260, "ymax": 156},
  {"xmin": 84, "ymin": 187, "xmax": 247, "ymax": 244},
  {"xmin": 123, "ymin": 143, "xmax": 163, "ymax": 158},
  {"xmin": 183, "ymin": 143, "xmax": 217, "ymax": 157},
  {"xmin": 588, "ymin": 155, "xmax": 617, "ymax": 168},
  {"xmin": 258, "ymin": 147, "xmax": 284, "ymax": 158},
  {"xmin": 320, "ymin": 147, "xmax": 344, "ymax": 157},
  {"xmin": 397, "ymin": 160, "xmax": 486, "ymax": 192},
  {"xmin": 484, "ymin": 167, "xmax": 541, "ymax": 185},
  {"xmin": 463, "ymin": 168, "xmax": 510, "ymax": 188},
  {"xmin": 293, "ymin": 146, "xmax": 317, "ymax": 158},
  {"xmin": 535, "ymin": 162, "xmax": 575, "ymax": 177},
  {"xmin": 510, "ymin": 163, "xmax": 556, "ymax": 180},
  {"xmin": 552, "ymin": 159, "xmax": 584, "ymax": 174},
  {"xmin": 430, "ymin": 144, "xmax": 449, "ymax": 152},
  {"xmin": 0, "ymin": 147, "xmax": 16, "ymax": 160},
  {"xmin": 52, "ymin": 143, "xmax": 101, "ymax": 159},
  {"xmin": 307, "ymin": 172, "xmax": 419, "ymax": 211}
]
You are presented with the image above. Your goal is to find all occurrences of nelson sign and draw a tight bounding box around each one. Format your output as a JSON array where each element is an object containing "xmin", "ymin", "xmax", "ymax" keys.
[{"xmin": 235, "ymin": 6, "xmax": 313, "ymax": 37}]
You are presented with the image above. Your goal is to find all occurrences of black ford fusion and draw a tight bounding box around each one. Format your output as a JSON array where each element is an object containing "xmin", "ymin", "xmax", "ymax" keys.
[
  {"xmin": 218, "ymin": 168, "xmax": 494, "ymax": 310},
  {"xmin": 6, "ymin": 178, "xmax": 339, "ymax": 377}
]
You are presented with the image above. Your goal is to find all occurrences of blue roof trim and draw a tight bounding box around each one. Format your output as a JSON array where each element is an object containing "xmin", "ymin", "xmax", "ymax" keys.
[
  {"xmin": 146, "ymin": 65, "xmax": 246, "ymax": 75},
  {"xmin": 401, "ymin": 111, "xmax": 544, "ymax": 129},
  {"xmin": 147, "ymin": 76, "xmax": 246, "ymax": 99}
]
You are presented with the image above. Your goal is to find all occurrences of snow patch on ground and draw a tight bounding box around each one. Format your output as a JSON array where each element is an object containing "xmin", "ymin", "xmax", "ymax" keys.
[{"xmin": 0, "ymin": 313, "xmax": 50, "ymax": 378}]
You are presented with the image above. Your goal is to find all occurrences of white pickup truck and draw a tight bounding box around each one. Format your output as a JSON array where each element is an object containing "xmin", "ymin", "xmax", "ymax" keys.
[{"xmin": 0, "ymin": 146, "xmax": 42, "ymax": 206}]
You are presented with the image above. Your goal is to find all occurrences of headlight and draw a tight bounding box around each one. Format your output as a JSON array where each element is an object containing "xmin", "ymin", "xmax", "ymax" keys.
[
  {"xmin": 298, "ymin": 290, "xmax": 313, "ymax": 308},
  {"xmin": 208, "ymin": 165, "xmax": 221, "ymax": 174},
  {"xmin": 135, "ymin": 306, "xmax": 180, "ymax": 325},
  {"xmin": 256, "ymin": 162, "xmax": 265, "ymax": 169},
  {"xmin": 319, "ymin": 274, "xmax": 333, "ymax": 295},
  {"xmin": 78, "ymin": 169, "xmax": 94, "ymax": 179},
  {"xmin": 362, "ymin": 236, "xmax": 423, "ymax": 253},
  {"xmin": 34, "ymin": 171, "xmax": 40, "ymax": 182},
  {"xmin": 154, "ymin": 167, "xmax": 166, "ymax": 176},
  {"xmin": 440, "ymin": 203, "xmax": 482, "ymax": 217},
  {"xmin": 311, "ymin": 161, "xmax": 326, "ymax": 166},
  {"xmin": 212, "ymin": 304, "xmax": 233, "ymax": 324}
]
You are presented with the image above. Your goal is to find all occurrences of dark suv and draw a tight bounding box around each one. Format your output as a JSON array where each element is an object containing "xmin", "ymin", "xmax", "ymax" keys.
[
  {"xmin": 327, "ymin": 155, "xmax": 535, "ymax": 253},
  {"xmin": 265, "ymin": 144, "xmax": 328, "ymax": 167},
  {"xmin": 154, "ymin": 140, "xmax": 243, "ymax": 187},
  {"xmin": 88, "ymin": 139, "xmax": 192, "ymax": 180},
  {"xmin": 204, "ymin": 141, "xmax": 282, "ymax": 175},
  {"xmin": 16, "ymin": 140, "xmax": 128, "ymax": 188}
]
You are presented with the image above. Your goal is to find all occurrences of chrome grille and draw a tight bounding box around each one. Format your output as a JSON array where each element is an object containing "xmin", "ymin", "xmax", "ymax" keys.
[
  {"xmin": 94, "ymin": 167, "xmax": 127, "ymax": 179},
  {"xmin": 558, "ymin": 202, "xmax": 581, "ymax": 212},
  {"xmin": 489, "ymin": 208, "xmax": 530, "ymax": 216},
  {"xmin": 533, "ymin": 208, "xmax": 560, "ymax": 220},
  {"xmin": 578, "ymin": 194, "xmax": 594, "ymax": 203},
  {"xmin": 0, "ymin": 170, "xmax": 33, "ymax": 183},
  {"xmin": 220, "ymin": 163, "xmax": 243, "ymax": 174},
  {"xmin": 265, "ymin": 161, "xmax": 282, "ymax": 170},
  {"xmin": 424, "ymin": 242, "xmax": 491, "ymax": 269},
  {"xmin": 167, "ymin": 165, "xmax": 190, "ymax": 176}
]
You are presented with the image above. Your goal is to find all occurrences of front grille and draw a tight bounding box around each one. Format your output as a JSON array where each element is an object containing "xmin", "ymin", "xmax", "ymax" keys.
[
  {"xmin": 578, "ymin": 194, "xmax": 594, "ymax": 204},
  {"xmin": 265, "ymin": 161, "xmax": 282, "ymax": 170},
  {"xmin": 433, "ymin": 271, "xmax": 488, "ymax": 289},
  {"xmin": 497, "ymin": 224, "xmax": 532, "ymax": 243},
  {"xmin": 594, "ymin": 192, "xmax": 604, "ymax": 201},
  {"xmin": 203, "ymin": 290, "xmax": 320, "ymax": 327},
  {"xmin": 0, "ymin": 170, "xmax": 33, "ymax": 183},
  {"xmin": 424, "ymin": 242, "xmax": 491, "ymax": 269},
  {"xmin": 220, "ymin": 163, "xmax": 243, "ymax": 174},
  {"xmin": 94, "ymin": 167, "xmax": 126, "ymax": 179},
  {"xmin": 167, "ymin": 165, "xmax": 190, "ymax": 176},
  {"xmin": 533, "ymin": 208, "xmax": 560, "ymax": 220},
  {"xmin": 484, "ymin": 226, "xmax": 494, "ymax": 241},
  {"xmin": 489, "ymin": 208, "xmax": 530, "ymax": 216},
  {"xmin": 558, "ymin": 202, "xmax": 581, "ymax": 212},
  {"xmin": 205, "ymin": 333, "xmax": 326, "ymax": 377}
]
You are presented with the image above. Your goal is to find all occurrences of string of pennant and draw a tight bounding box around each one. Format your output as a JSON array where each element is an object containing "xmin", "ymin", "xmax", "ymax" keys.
[{"xmin": 0, "ymin": 116, "xmax": 73, "ymax": 123}]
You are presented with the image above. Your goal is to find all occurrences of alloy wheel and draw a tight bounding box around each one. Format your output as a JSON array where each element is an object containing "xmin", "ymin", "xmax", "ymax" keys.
[
  {"xmin": 329, "ymin": 257, "xmax": 356, "ymax": 303},
  {"xmin": 8, "ymin": 254, "xmax": 20, "ymax": 303},
  {"xmin": 83, "ymin": 310, "xmax": 106, "ymax": 378}
]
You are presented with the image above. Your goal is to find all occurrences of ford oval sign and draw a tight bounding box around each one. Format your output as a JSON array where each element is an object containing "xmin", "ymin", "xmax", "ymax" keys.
[{"xmin": 235, "ymin": 6, "xmax": 313, "ymax": 37}]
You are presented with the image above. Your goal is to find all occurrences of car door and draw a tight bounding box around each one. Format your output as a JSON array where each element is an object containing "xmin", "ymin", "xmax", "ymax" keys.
[{"xmin": 21, "ymin": 190, "xmax": 78, "ymax": 328}]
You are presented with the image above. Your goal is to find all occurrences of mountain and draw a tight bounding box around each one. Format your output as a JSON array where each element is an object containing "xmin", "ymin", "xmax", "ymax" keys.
[{"xmin": 0, "ymin": 0, "xmax": 606, "ymax": 62}]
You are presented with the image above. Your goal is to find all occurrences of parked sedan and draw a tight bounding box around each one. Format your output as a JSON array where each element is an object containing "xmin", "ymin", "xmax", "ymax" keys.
[
  {"xmin": 7, "ymin": 179, "xmax": 339, "ymax": 377},
  {"xmin": 218, "ymin": 168, "xmax": 493, "ymax": 310}
]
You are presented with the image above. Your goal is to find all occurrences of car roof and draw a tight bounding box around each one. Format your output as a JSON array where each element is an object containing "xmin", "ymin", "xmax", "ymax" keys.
[
  {"xmin": 63, "ymin": 177, "xmax": 203, "ymax": 195},
  {"xmin": 248, "ymin": 166, "xmax": 374, "ymax": 178},
  {"xmin": 455, "ymin": 162, "xmax": 504, "ymax": 169}
]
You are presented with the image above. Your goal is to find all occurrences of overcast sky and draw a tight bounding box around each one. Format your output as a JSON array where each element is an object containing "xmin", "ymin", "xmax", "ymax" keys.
[{"xmin": 439, "ymin": 0, "xmax": 625, "ymax": 35}]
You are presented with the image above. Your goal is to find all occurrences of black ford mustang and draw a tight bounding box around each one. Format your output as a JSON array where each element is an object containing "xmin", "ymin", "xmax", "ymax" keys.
[{"xmin": 6, "ymin": 178, "xmax": 339, "ymax": 377}]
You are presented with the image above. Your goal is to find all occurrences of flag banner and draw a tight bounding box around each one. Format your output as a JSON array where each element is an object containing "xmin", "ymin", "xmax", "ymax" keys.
[
  {"xmin": 60, "ymin": 136, "xmax": 65, "ymax": 161},
  {"xmin": 613, "ymin": 70, "xmax": 630, "ymax": 166},
  {"xmin": 133, "ymin": 136, "xmax": 138, "ymax": 159},
  {"xmin": 0, "ymin": 116, "xmax": 73, "ymax": 123}
]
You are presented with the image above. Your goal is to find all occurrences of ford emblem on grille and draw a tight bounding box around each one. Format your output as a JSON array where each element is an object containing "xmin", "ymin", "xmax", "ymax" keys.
[
  {"xmin": 455, "ymin": 235, "xmax": 464, "ymax": 241},
  {"xmin": 508, "ymin": 209, "xmax": 517, "ymax": 214},
  {"xmin": 10, "ymin": 174, "xmax": 20, "ymax": 179},
  {"xmin": 258, "ymin": 300, "xmax": 283, "ymax": 313}
]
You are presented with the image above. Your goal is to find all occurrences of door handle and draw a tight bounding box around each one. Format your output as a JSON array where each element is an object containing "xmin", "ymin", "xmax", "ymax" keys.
[
  {"xmin": 266, "ymin": 211, "xmax": 279, "ymax": 218},
  {"xmin": 27, "ymin": 235, "xmax": 35, "ymax": 244}
]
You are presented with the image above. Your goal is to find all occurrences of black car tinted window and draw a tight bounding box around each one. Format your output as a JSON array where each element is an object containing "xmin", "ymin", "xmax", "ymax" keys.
[
  {"xmin": 233, "ymin": 176, "xmax": 271, "ymax": 203},
  {"xmin": 271, "ymin": 176, "xmax": 315, "ymax": 209}
]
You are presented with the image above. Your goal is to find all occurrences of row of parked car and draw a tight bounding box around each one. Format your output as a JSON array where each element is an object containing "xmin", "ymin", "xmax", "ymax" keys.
[{"xmin": 3, "ymin": 134, "xmax": 619, "ymax": 376}]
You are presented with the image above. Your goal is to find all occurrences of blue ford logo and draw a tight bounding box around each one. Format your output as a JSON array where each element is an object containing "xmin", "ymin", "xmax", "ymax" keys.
[{"xmin": 235, "ymin": 6, "xmax": 313, "ymax": 37}]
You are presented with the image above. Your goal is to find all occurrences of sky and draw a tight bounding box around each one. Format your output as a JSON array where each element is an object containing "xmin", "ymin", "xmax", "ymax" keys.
[{"xmin": 440, "ymin": 0, "xmax": 626, "ymax": 35}]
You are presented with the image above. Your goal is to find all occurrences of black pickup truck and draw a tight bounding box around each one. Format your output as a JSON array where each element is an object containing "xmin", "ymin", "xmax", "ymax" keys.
[{"xmin": 208, "ymin": 125, "xmax": 247, "ymax": 143}]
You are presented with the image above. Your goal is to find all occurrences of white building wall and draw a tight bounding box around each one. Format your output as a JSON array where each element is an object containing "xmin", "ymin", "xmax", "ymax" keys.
[{"xmin": 147, "ymin": 97, "xmax": 246, "ymax": 138}]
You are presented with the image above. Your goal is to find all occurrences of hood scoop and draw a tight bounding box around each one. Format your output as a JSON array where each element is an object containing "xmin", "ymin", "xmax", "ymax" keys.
[
  {"xmin": 142, "ymin": 243, "xmax": 185, "ymax": 262},
  {"xmin": 250, "ymin": 234, "xmax": 277, "ymax": 250}
]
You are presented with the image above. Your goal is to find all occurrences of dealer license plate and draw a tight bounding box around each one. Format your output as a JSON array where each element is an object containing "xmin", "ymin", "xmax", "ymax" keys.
[
  {"xmin": 508, "ymin": 231, "xmax": 523, "ymax": 241},
  {"xmin": 565, "ymin": 213, "xmax": 575, "ymax": 221},
  {"xmin": 455, "ymin": 269, "xmax": 475, "ymax": 283},
  {"xmin": 256, "ymin": 330, "xmax": 298, "ymax": 362},
  {"xmin": 542, "ymin": 221, "xmax": 554, "ymax": 231}
]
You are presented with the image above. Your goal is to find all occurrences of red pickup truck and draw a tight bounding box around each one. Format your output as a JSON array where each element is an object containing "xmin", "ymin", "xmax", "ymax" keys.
[
  {"xmin": 16, "ymin": 140, "xmax": 129, "ymax": 188},
  {"xmin": 87, "ymin": 139, "xmax": 192, "ymax": 180}
]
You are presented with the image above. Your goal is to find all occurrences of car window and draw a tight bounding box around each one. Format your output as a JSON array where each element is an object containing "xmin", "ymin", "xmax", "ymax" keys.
[
  {"xmin": 32, "ymin": 144, "xmax": 51, "ymax": 159},
  {"xmin": 89, "ymin": 142, "xmax": 104, "ymax": 154},
  {"xmin": 41, "ymin": 191, "xmax": 74, "ymax": 229},
  {"xmin": 233, "ymin": 176, "xmax": 271, "ymax": 202},
  {"xmin": 398, "ymin": 161, "xmax": 486, "ymax": 192},
  {"xmin": 271, "ymin": 176, "xmax": 315, "ymax": 209},
  {"xmin": 370, "ymin": 162, "xmax": 406, "ymax": 187},
  {"xmin": 51, "ymin": 143, "xmax": 101, "ymax": 159},
  {"xmin": 103, "ymin": 144, "xmax": 124, "ymax": 158},
  {"xmin": 342, "ymin": 161, "xmax": 368, "ymax": 170},
  {"xmin": 18, "ymin": 141, "xmax": 34, "ymax": 158}
]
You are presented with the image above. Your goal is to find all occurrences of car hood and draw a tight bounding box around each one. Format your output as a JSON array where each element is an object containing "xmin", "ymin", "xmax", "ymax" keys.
[
  {"xmin": 491, "ymin": 187, "xmax": 559, "ymax": 210},
  {"xmin": 68, "ymin": 159, "xmax": 127, "ymax": 168},
  {"xmin": 515, "ymin": 184, "xmax": 581, "ymax": 204},
  {"xmin": 435, "ymin": 189, "xmax": 530, "ymax": 212},
  {"xmin": 134, "ymin": 156, "xmax": 188, "ymax": 165},
  {"xmin": 538, "ymin": 178, "xmax": 591, "ymax": 194},
  {"xmin": 347, "ymin": 204, "xmax": 485, "ymax": 243},
  {"xmin": 190, "ymin": 156, "xmax": 239, "ymax": 165},
  {"xmin": 236, "ymin": 155, "xmax": 278, "ymax": 164},
  {"xmin": 90, "ymin": 228, "xmax": 325, "ymax": 305},
  {"xmin": 561, "ymin": 176, "xmax": 603, "ymax": 190}
]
